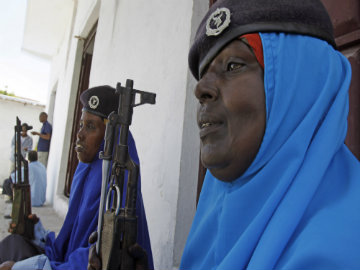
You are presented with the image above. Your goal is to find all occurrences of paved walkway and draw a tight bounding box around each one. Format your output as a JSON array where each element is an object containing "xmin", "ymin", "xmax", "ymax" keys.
[{"xmin": 0, "ymin": 191, "xmax": 64, "ymax": 240}]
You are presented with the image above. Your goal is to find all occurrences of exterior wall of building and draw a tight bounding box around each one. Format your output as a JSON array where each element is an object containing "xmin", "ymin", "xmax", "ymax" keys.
[
  {"xmin": 0, "ymin": 95, "xmax": 45, "ymax": 184},
  {"xmin": 43, "ymin": 0, "xmax": 208, "ymax": 268},
  {"xmin": 45, "ymin": 0, "xmax": 100, "ymax": 213}
]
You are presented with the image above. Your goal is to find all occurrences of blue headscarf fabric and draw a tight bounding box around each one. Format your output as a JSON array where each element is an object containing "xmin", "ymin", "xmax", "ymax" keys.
[
  {"xmin": 181, "ymin": 33, "xmax": 360, "ymax": 269},
  {"xmin": 44, "ymin": 132, "xmax": 154, "ymax": 270}
]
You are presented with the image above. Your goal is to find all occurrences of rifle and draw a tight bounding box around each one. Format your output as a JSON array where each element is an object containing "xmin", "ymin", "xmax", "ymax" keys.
[
  {"xmin": 96, "ymin": 79, "xmax": 156, "ymax": 270},
  {"xmin": 10, "ymin": 117, "xmax": 34, "ymax": 239}
]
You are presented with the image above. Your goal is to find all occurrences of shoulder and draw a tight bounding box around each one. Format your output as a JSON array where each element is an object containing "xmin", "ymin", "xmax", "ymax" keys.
[
  {"xmin": 31, "ymin": 161, "xmax": 45, "ymax": 169},
  {"xmin": 37, "ymin": 161, "xmax": 46, "ymax": 170},
  {"xmin": 44, "ymin": 121, "xmax": 52, "ymax": 132}
]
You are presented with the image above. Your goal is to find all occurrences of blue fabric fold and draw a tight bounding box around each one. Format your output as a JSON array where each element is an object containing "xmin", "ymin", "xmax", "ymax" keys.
[
  {"xmin": 181, "ymin": 33, "xmax": 360, "ymax": 269},
  {"xmin": 45, "ymin": 131, "xmax": 153, "ymax": 270}
]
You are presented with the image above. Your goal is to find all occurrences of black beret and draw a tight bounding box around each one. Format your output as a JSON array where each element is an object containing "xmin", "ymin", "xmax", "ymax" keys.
[
  {"xmin": 189, "ymin": 0, "xmax": 335, "ymax": 80},
  {"xmin": 21, "ymin": 123, "xmax": 33, "ymax": 131},
  {"xmin": 80, "ymin": 85, "xmax": 119, "ymax": 119}
]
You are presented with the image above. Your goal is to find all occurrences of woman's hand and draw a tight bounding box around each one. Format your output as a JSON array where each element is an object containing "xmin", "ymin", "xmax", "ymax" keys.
[
  {"xmin": 8, "ymin": 214, "xmax": 39, "ymax": 233},
  {"xmin": 88, "ymin": 232, "xmax": 101, "ymax": 270},
  {"xmin": 87, "ymin": 231, "xmax": 149, "ymax": 270},
  {"xmin": 28, "ymin": 214, "xmax": 39, "ymax": 224},
  {"xmin": 0, "ymin": 261, "xmax": 15, "ymax": 270},
  {"xmin": 128, "ymin": 243, "xmax": 149, "ymax": 270}
]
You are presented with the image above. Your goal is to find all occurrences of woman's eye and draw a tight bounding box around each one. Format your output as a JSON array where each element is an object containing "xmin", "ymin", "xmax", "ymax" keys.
[
  {"xmin": 87, "ymin": 124, "xmax": 95, "ymax": 130},
  {"xmin": 227, "ymin": 62, "xmax": 244, "ymax": 71}
]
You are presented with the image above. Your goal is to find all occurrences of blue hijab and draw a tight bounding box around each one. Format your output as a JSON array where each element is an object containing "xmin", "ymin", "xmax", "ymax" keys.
[
  {"xmin": 44, "ymin": 132, "xmax": 154, "ymax": 270},
  {"xmin": 181, "ymin": 33, "xmax": 360, "ymax": 269}
]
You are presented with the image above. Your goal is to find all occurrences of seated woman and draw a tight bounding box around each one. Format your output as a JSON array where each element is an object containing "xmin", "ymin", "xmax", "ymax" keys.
[
  {"xmin": 88, "ymin": 0, "xmax": 360, "ymax": 269},
  {"xmin": 0, "ymin": 86, "xmax": 153, "ymax": 270},
  {"xmin": 181, "ymin": 0, "xmax": 360, "ymax": 269}
]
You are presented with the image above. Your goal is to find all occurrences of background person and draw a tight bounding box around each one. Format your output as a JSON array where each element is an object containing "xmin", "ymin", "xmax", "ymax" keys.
[
  {"xmin": 9, "ymin": 123, "xmax": 33, "ymax": 173},
  {"xmin": 1, "ymin": 174, "xmax": 13, "ymax": 202},
  {"xmin": 26, "ymin": 150, "xmax": 46, "ymax": 207},
  {"xmin": 31, "ymin": 112, "xmax": 52, "ymax": 168},
  {"xmin": 0, "ymin": 86, "xmax": 153, "ymax": 270},
  {"xmin": 7, "ymin": 150, "xmax": 47, "ymax": 207}
]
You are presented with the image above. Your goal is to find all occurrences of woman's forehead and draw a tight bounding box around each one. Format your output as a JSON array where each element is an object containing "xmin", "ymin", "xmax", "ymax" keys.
[
  {"xmin": 188, "ymin": 0, "xmax": 334, "ymax": 80},
  {"xmin": 80, "ymin": 111, "xmax": 103, "ymax": 122}
]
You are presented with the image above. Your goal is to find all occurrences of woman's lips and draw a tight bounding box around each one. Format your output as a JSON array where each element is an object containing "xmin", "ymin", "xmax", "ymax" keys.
[
  {"xmin": 199, "ymin": 122, "xmax": 223, "ymax": 139},
  {"xmin": 75, "ymin": 144, "xmax": 84, "ymax": 152},
  {"xmin": 198, "ymin": 113, "xmax": 224, "ymax": 139}
]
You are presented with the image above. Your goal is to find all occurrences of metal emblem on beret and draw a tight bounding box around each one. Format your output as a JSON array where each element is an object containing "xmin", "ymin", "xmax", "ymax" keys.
[
  {"xmin": 89, "ymin": 95, "xmax": 99, "ymax": 109},
  {"xmin": 206, "ymin": 7, "xmax": 231, "ymax": 36}
]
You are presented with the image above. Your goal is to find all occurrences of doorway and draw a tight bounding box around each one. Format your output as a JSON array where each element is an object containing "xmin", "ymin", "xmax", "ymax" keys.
[{"xmin": 64, "ymin": 22, "xmax": 97, "ymax": 197}]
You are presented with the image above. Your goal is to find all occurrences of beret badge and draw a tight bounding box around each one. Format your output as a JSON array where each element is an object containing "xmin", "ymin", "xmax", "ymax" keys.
[
  {"xmin": 206, "ymin": 7, "xmax": 231, "ymax": 36},
  {"xmin": 89, "ymin": 95, "xmax": 100, "ymax": 109}
]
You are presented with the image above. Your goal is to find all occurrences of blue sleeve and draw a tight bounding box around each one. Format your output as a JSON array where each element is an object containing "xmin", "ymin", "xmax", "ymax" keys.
[
  {"xmin": 12, "ymin": 255, "xmax": 52, "ymax": 270},
  {"xmin": 43, "ymin": 123, "xmax": 52, "ymax": 135},
  {"xmin": 50, "ymin": 247, "xmax": 89, "ymax": 270},
  {"xmin": 28, "ymin": 137, "xmax": 33, "ymax": 150},
  {"xmin": 32, "ymin": 220, "xmax": 50, "ymax": 249}
]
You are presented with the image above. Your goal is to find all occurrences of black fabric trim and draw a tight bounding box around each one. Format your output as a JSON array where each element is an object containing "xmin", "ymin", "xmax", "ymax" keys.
[
  {"xmin": 82, "ymin": 108, "xmax": 107, "ymax": 119},
  {"xmin": 198, "ymin": 22, "xmax": 336, "ymax": 79}
]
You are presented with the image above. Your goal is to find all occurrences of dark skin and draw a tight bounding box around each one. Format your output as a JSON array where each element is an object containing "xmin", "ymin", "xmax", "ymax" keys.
[
  {"xmin": 75, "ymin": 111, "xmax": 106, "ymax": 163},
  {"xmin": 0, "ymin": 112, "xmax": 105, "ymax": 270},
  {"xmin": 0, "ymin": 262, "xmax": 14, "ymax": 270},
  {"xmin": 196, "ymin": 39, "xmax": 266, "ymax": 181}
]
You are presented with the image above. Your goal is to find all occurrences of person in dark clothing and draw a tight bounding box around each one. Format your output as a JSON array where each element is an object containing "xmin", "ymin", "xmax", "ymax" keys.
[
  {"xmin": 2, "ymin": 174, "xmax": 13, "ymax": 201},
  {"xmin": 31, "ymin": 112, "xmax": 52, "ymax": 168}
]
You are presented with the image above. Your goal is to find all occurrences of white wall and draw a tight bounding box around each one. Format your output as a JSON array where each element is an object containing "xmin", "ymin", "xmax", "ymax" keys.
[
  {"xmin": 0, "ymin": 95, "xmax": 45, "ymax": 183},
  {"xmin": 44, "ymin": 0, "xmax": 78, "ymax": 216}
]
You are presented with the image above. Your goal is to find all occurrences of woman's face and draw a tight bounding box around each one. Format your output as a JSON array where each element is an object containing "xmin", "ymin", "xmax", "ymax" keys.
[
  {"xmin": 75, "ymin": 111, "xmax": 105, "ymax": 163},
  {"xmin": 21, "ymin": 125, "xmax": 27, "ymax": 137},
  {"xmin": 195, "ymin": 39, "xmax": 266, "ymax": 181}
]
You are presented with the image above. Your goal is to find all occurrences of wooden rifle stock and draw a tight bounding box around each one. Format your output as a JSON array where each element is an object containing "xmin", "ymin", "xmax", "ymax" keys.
[
  {"xmin": 10, "ymin": 117, "xmax": 34, "ymax": 239},
  {"xmin": 96, "ymin": 80, "xmax": 156, "ymax": 270}
]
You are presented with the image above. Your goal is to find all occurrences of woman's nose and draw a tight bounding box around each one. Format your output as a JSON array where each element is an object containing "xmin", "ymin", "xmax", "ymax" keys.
[
  {"xmin": 194, "ymin": 73, "xmax": 219, "ymax": 104},
  {"xmin": 77, "ymin": 127, "xmax": 84, "ymax": 140}
]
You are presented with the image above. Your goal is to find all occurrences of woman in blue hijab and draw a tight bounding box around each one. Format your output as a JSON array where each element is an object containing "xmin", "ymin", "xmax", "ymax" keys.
[
  {"xmin": 181, "ymin": 0, "xmax": 360, "ymax": 269},
  {"xmin": 0, "ymin": 86, "xmax": 153, "ymax": 270}
]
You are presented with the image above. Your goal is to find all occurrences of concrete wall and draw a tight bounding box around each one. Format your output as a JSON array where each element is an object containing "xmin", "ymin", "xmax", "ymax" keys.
[
  {"xmin": 44, "ymin": 0, "xmax": 78, "ymax": 213},
  {"xmin": 43, "ymin": 0, "xmax": 208, "ymax": 268},
  {"xmin": 0, "ymin": 95, "xmax": 45, "ymax": 183}
]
